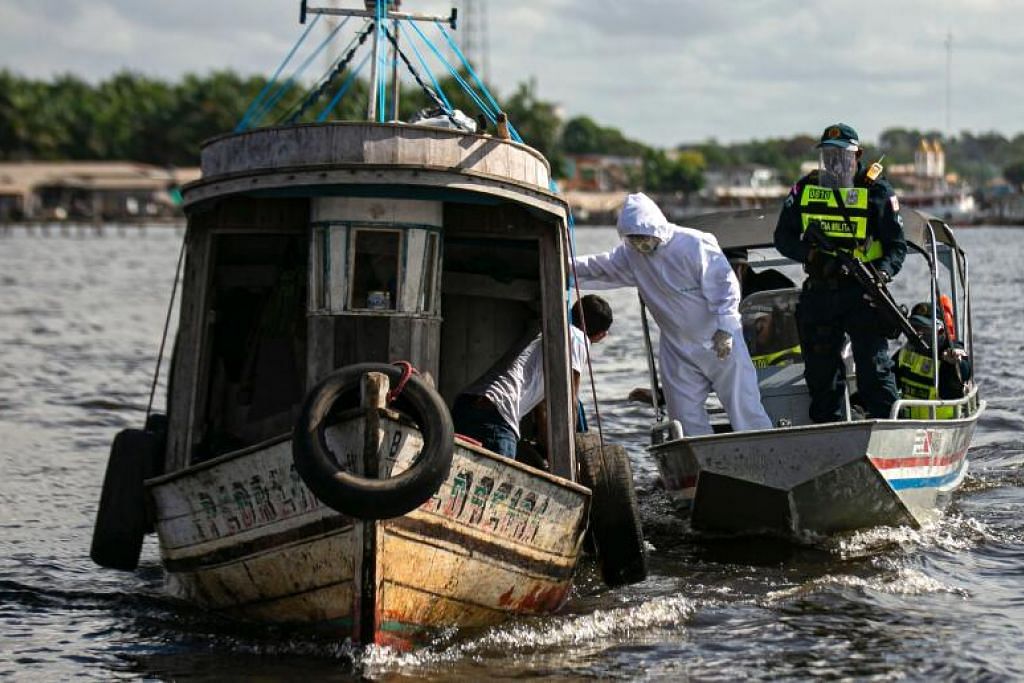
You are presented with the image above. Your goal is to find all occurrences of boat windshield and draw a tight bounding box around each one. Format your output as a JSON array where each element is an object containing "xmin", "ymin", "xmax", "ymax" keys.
[{"xmin": 740, "ymin": 288, "xmax": 802, "ymax": 367}]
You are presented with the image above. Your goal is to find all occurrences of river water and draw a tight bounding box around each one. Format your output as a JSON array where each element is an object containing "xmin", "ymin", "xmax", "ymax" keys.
[{"xmin": 1, "ymin": 224, "xmax": 1022, "ymax": 680}]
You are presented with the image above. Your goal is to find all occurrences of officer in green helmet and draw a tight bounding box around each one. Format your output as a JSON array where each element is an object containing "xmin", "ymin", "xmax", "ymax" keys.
[{"xmin": 774, "ymin": 123, "xmax": 907, "ymax": 422}]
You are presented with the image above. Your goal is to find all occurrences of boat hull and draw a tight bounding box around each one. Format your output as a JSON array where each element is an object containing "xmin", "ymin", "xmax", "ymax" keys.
[
  {"xmin": 148, "ymin": 413, "xmax": 588, "ymax": 649},
  {"xmin": 651, "ymin": 414, "xmax": 979, "ymax": 537}
]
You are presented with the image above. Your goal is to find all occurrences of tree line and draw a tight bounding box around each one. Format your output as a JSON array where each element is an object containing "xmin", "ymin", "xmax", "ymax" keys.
[{"xmin": 2, "ymin": 69, "xmax": 1023, "ymax": 191}]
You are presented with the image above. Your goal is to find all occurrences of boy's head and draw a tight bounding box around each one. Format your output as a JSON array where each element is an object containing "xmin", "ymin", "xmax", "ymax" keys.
[{"xmin": 571, "ymin": 294, "xmax": 613, "ymax": 342}]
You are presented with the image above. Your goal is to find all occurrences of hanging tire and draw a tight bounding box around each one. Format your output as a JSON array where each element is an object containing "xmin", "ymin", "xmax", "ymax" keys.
[
  {"xmin": 576, "ymin": 433, "xmax": 648, "ymax": 587},
  {"xmin": 293, "ymin": 363, "xmax": 454, "ymax": 520},
  {"xmin": 90, "ymin": 420, "xmax": 165, "ymax": 571}
]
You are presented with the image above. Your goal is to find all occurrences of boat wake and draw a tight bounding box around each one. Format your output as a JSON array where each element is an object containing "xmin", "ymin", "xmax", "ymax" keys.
[
  {"xmin": 359, "ymin": 594, "xmax": 697, "ymax": 672},
  {"xmin": 830, "ymin": 513, "xmax": 993, "ymax": 559},
  {"xmin": 760, "ymin": 563, "xmax": 967, "ymax": 606}
]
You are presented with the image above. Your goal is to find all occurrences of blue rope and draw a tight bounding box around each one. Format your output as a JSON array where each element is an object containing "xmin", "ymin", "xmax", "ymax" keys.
[
  {"xmin": 434, "ymin": 20, "xmax": 523, "ymax": 143},
  {"xmin": 245, "ymin": 15, "xmax": 350, "ymax": 130},
  {"xmin": 406, "ymin": 20, "xmax": 497, "ymax": 125},
  {"xmin": 306, "ymin": 20, "xmax": 369, "ymax": 94},
  {"xmin": 236, "ymin": 14, "xmax": 322, "ymax": 132},
  {"xmin": 398, "ymin": 21, "xmax": 452, "ymax": 112},
  {"xmin": 283, "ymin": 21, "xmax": 374, "ymax": 124},
  {"xmin": 375, "ymin": 2, "xmax": 386, "ymax": 122},
  {"xmin": 316, "ymin": 52, "xmax": 370, "ymax": 122}
]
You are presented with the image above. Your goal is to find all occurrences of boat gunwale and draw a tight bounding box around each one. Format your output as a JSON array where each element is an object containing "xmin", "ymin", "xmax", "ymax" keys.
[
  {"xmin": 146, "ymin": 410, "xmax": 590, "ymax": 496},
  {"xmin": 197, "ymin": 120, "xmax": 554, "ymax": 172},
  {"xmin": 648, "ymin": 400, "xmax": 986, "ymax": 454},
  {"xmin": 179, "ymin": 161, "xmax": 569, "ymax": 216}
]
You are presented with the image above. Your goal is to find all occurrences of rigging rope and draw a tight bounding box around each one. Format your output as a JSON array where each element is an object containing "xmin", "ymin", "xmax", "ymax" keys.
[
  {"xmin": 434, "ymin": 20, "xmax": 522, "ymax": 143},
  {"xmin": 562, "ymin": 207, "xmax": 608, "ymax": 453},
  {"xmin": 397, "ymin": 21, "xmax": 452, "ymax": 112},
  {"xmin": 316, "ymin": 52, "xmax": 371, "ymax": 122},
  {"xmin": 382, "ymin": 25, "xmax": 461, "ymax": 128},
  {"xmin": 146, "ymin": 231, "xmax": 187, "ymax": 420},
  {"xmin": 283, "ymin": 21, "xmax": 375, "ymax": 125},
  {"xmin": 236, "ymin": 14, "xmax": 322, "ymax": 132},
  {"xmin": 245, "ymin": 15, "xmax": 350, "ymax": 130},
  {"xmin": 404, "ymin": 20, "xmax": 499, "ymax": 126}
]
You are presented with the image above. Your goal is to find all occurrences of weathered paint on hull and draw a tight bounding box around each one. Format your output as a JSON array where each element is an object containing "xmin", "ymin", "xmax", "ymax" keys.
[
  {"xmin": 148, "ymin": 414, "xmax": 588, "ymax": 649},
  {"xmin": 652, "ymin": 413, "xmax": 980, "ymax": 537}
]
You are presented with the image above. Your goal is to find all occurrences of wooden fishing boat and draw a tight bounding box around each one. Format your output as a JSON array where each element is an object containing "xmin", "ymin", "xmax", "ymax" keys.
[
  {"xmin": 90, "ymin": 1, "xmax": 645, "ymax": 650},
  {"xmin": 645, "ymin": 208, "xmax": 985, "ymax": 537}
]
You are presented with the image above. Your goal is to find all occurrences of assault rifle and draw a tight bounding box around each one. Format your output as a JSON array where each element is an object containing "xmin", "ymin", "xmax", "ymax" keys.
[{"xmin": 804, "ymin": 221, "xmax": 931, "ymax": 355}]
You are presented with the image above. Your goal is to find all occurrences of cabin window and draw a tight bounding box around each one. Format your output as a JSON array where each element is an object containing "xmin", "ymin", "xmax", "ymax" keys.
[
  {"xmin": 350, "ymin": 228, "xmax": 401, "ymax": 311},
  {"xmin": 308, "ymin": 222, "xmax": 442, "ymax": 315}
]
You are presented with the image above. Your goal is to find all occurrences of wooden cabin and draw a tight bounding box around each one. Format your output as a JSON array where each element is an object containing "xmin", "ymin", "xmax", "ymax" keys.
[{"xmin": 169, "ymin": 122, "xmax": 579, "ymax": 478}]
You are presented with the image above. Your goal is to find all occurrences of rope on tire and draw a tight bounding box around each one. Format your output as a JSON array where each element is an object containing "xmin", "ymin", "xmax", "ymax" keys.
[{"xmin": 387, "ymin": 360, "xmax": 417, "ymax": 404}]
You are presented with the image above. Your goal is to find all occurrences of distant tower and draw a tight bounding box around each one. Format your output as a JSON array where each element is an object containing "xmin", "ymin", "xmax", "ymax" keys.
[
  {"xmin": 915, "ymin": 139, "xmax": 945, "ymax": 180},
  {"xmin": 459, "ymin": 0, "xmax": 490, "ymax": 82}
]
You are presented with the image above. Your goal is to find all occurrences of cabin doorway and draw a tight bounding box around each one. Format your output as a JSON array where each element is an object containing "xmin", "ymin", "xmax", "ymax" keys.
[{"xmin": 195, "ymin": 232, "xmax": 308, "ymax": 461}]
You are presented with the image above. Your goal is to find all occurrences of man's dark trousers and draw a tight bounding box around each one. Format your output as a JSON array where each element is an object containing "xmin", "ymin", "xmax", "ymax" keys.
[{"xmin": 796, "ymin": 280, "xmax": 899, "ymax": 422}]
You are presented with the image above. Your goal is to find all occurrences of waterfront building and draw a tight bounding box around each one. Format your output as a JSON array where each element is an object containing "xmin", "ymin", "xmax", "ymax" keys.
[{"xmin": 0, "ymin": 162, "xmax": 200, "ymax": 222}]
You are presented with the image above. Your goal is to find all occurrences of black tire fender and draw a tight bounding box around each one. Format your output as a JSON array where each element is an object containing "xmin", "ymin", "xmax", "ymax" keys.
[
  {"xmin": 90, "ymin": 422, "xmax": 165, "ymax": 571},
  {"xmin": 576, "ymin": 433, "xmax": 648, "ymax": 587},
  {"xmin": 292, "ymin": 363, "xmax": 454, "ymax": 520}
]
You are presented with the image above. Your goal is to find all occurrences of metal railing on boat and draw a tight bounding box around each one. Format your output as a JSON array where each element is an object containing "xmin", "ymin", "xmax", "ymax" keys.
[{"xmin": 888, "ymin": 384, "xmax": 982, "ymax": 420}]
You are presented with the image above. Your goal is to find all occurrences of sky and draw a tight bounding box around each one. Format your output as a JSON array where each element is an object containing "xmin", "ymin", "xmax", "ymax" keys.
[{"xmin": 1, "ymin": 0, "xmax": 1020, "ymax": 148}]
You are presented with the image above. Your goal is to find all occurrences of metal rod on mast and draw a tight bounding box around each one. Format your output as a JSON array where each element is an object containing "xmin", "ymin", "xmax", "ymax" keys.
[
  {"xmin": 390, "ymin": 17, "xmax": 400, "ymax": 120},
  {"xmin": 303, "ymin": 3, "xmax": 456, "ymax": 26}
]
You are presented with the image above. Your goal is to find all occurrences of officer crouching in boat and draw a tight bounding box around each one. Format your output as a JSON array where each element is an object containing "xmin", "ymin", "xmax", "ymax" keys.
[
  {"xmin": 774, "ymin": 123, "xmax": 907, "ymax": 423},
  {"xmin": 893, "ymin": 302, "xmax": 972, "ymax": 418}
]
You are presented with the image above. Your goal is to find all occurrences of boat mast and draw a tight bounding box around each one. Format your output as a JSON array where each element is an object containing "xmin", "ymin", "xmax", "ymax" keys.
[
  {"xmin": 368, "ymin": 1, "xmax": 382, "ymax": 121},
  {"xmin": 300, "ymin": 1, "xmax": 458, "ymax": 121}
]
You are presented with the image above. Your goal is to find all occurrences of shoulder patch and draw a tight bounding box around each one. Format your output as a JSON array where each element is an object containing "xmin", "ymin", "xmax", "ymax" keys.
[{"xmin": 889, "ymin": 195, "xmax": 900, "ymax": 211}]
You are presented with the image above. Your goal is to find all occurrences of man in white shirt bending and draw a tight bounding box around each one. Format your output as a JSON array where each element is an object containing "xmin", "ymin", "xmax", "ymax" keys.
[{"xmin": 451, "ymin": 295, "xmax": 612, "ymax": 458}]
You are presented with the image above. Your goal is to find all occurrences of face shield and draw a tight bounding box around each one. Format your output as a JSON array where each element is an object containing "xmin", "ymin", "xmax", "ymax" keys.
[
  {"xmin": 625, "ymin": 234, "xmax": 662, "ymax": 255},
  {"xmin": 818, "ymin": 146, "xmax": 857, "ymax": 188}
]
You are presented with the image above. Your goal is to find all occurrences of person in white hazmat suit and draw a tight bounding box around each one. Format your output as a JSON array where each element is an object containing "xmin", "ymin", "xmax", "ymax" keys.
[{"xmin": 572, "ymin": 192, "xmax": 773, "ymax": 436}]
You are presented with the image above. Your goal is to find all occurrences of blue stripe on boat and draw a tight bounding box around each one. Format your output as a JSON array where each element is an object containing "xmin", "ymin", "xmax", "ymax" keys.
[{"xmin": 887, "ymin": 463, "xmax": 966, "ymax": 490}]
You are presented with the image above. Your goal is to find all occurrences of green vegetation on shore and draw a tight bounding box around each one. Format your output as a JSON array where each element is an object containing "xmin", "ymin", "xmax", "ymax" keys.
[{"xmin": 2, "ymin": 70, "xmax": 1023, "ymax": 190}]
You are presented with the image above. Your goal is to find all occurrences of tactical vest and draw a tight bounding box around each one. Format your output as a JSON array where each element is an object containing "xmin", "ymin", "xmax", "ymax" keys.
[
  {"xmin": 799, "ymin": 184, "xmax": 883, "ymax": 262},
  {"xmin": 751, "ymin": 344, "xmax": 802, "ymax": 369},
  {"xmin": 896, "ymin": 347, "xmax": 955, "ymax": 419}
]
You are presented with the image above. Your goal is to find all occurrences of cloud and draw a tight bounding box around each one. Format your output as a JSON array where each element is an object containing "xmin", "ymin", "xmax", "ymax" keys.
[{"xmin": 0, "ymin": 0, "xmax": 1020, "ymax": 147}]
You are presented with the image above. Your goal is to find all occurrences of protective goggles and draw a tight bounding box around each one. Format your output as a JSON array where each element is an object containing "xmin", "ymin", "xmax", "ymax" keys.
[{"xmin": 625, "ymin": 234, "xmax": 662, "ymax": 254}]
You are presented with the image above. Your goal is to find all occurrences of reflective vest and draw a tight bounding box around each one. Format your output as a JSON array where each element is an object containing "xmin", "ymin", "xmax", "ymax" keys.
[
  {"xmin": 751, "ymin": 344, "xmax": 802, "ymax": 369},
  {"xmin": 798, "ymin": 184, "xmax": 883, "ymax": 262},
  {"xmin": 896, "ymin": 347, "xmax": 955, "ymax": 419}
]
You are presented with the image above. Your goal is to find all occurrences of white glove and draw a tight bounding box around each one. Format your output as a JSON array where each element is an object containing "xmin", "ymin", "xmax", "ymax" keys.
[{"xmin": 711, "ymin": 329, "xmax": 733, "ymax": 360}]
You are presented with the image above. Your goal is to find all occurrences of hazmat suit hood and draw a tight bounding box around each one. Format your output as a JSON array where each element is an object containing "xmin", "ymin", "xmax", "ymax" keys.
[{"xmin": 616, "ymin": 193, "xmax": 675, "ymax": 243}]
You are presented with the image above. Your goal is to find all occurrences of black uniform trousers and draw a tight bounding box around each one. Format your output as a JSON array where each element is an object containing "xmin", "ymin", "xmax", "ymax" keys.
[{"xmin": 796, "ymin": 278, "xmax": 900, "ymax": 422}]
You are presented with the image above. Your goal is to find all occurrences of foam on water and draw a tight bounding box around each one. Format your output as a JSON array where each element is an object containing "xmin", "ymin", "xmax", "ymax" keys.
[{"xmin": 360, "ymin": 594, "xmax": 697, "ymax": 671}]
